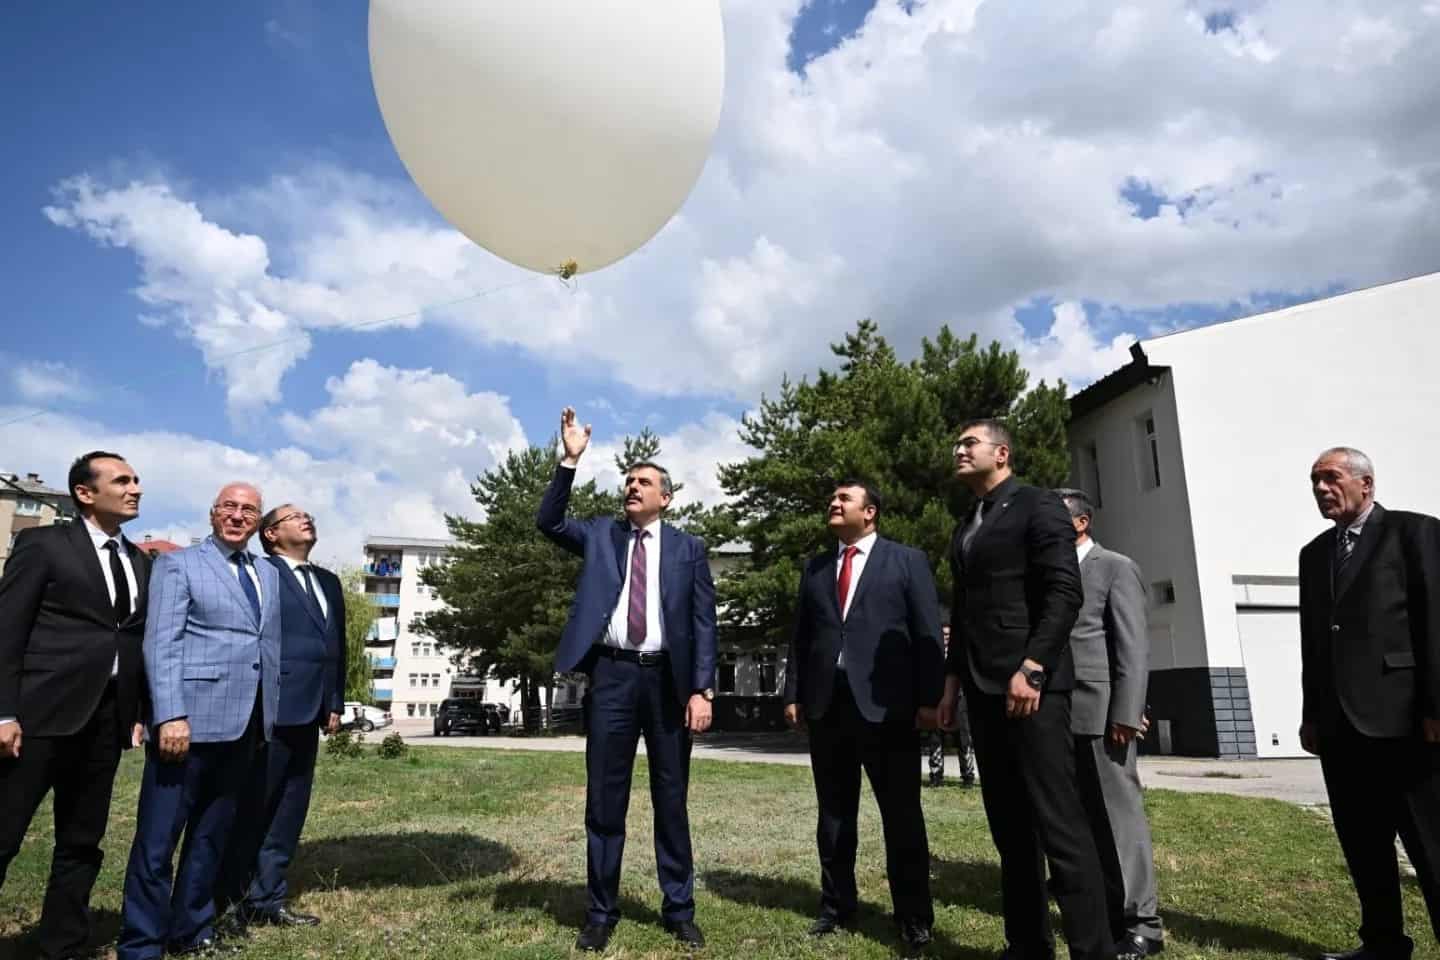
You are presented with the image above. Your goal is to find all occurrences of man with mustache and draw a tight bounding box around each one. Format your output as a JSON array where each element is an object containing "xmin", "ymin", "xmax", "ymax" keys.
[
  {"xmin": 538, "ymin": 407, "xmax": 717, "ymax": 952},
  {"xmin": 218, "ymin": 503, "xmax": 345, "ymax": 930},
  {"xmin": 118, "ymin": 482, "xmax": 282, "ymax": 960},
  {"xmin": 0, "ymin": 451, "xmax": 150, "ymax": 960},
  {"xmin": 784, "ymin": 479, "xmax": 944, "ymax": 952},
  {"xmin": 1300, "ymin": 447, "xmax": 1440, "ymax": 960}
]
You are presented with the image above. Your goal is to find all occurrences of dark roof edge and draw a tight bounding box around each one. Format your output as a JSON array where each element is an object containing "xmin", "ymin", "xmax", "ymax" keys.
[{"xmin": 1069, "ymin": 342, "xmax": 1170, "ymax": 421}]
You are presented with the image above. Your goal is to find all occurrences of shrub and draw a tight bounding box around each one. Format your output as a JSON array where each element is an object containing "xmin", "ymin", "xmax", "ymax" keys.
[
  {"xmin": 325, "ymin": 729, "xmax": 365, "ymax": 760},
  {"xmin": 378, "ymin": 731, "xmax": 408, "ymax": 759}
]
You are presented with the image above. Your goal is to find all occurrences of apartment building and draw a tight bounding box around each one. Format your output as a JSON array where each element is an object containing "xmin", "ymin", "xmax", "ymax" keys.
[{"xmin": 0, "ymin": 471, "xmax": 75, "ymax": 574}]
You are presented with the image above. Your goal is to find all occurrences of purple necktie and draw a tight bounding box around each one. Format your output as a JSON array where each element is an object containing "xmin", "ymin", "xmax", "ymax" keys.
[{"xmin": 627, "ymin": 529, "xmax": 649, "ymax": 646}]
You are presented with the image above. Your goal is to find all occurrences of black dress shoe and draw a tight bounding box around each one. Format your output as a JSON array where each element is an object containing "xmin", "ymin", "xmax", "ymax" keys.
[
  {"xmin": 247, "ymin": 905, "xmax": 321, "ymax": 927},
  {"xmin": 898, "ymin": 918, "xmax": 933, "ymax": 953},
  {"xmin": 1116, "ymin": 934, "xmax": 1165, "ymax": 959},
  {"xmin": 165, "ymin": 937, "xmax": 222, "ymax": 956},
  {"xmin": 664, "ymin": 917, "xmax": 706, "ymax": 948},
  {"xmin": 1319, "ymin": 948, "xmax": 1413, "ymax": 960},
  {"xmin": 808, "ymin": 913, "xmax": 851, "ymax": 936},
  {"xmin": 575, "ymin": 922, "xmax": 614, "ymax": 952}
]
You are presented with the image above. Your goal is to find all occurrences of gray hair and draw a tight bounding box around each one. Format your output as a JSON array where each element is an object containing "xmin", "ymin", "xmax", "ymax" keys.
[
  {"xmin": 1054, "ymin": 487, "xmax": 1093, "ymax": 521},
  {"xmin": 1316, "ymin": 447, "xmax": 1375, "ymax": 480},
  {"xmin": 625, "ymin": 461, "xmax": 673, "ymax": 497}
]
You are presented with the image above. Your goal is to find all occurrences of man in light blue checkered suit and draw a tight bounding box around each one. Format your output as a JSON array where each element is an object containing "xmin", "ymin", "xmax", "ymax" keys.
[{"xmin": 117, "ymin": 482, "xmax": 282, "ymax": 960}]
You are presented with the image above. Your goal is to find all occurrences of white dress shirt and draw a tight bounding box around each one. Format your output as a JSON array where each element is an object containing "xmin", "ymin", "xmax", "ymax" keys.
[
  {"xmin": 85, "ymin": 516, "xmax": 137, "ymax": 676},
  {"xmin": 605, "ymin": 517, "xmax": 665, "ymax": 653},
  {"xmin": 277, "ymin": 554, "xmax": 329, "ymax": 618},
  {"xmin": 1076, "ymin": 538, "xmax": 1096, "ymax": 564},
  {"xmin": 223, "ymin": 543, "xmax": 264, "ymax": 605}
]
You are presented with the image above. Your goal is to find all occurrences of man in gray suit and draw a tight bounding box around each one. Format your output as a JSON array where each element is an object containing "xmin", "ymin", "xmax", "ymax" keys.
[
  {"xmin": 117, "ymin": 482, "xmax": 282, "ymax": 960},
  {"xmin": 1057, "ymin": 489, "xmax": 1163, "ymax": 960}
]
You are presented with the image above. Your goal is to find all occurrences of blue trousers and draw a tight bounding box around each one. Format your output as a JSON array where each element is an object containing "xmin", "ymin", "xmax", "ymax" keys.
[
  {"xmin": 117, "ymin": 725, "xmax": 260, "ymax": 959},
  {"xmin": 218, "ymin": 722, "xmax": 319, "ymax": 913},
  {"xmin": 584, "ymin": 651, "xmax": 694, "ymax": 926}
]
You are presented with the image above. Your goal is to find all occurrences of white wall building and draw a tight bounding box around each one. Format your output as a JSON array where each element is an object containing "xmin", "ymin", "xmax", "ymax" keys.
[
  {"xmin": 362, "ymin": 535, "xmax": 482, "ymax": 719},
  {"xmin": 1067, "ymin": 272, "xmax": 1440, "ymax": 758}
]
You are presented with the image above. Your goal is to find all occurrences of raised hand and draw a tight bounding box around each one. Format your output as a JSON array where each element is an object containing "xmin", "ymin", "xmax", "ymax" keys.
[{"xmin": 560, "ymin": 406, "xmax": 592, "ymax": 464}]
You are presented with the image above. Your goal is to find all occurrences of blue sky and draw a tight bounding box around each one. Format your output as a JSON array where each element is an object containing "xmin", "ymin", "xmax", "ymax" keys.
[{"xmin": 2, "ymin": 1, "xmax": 1436, "ymax": 556}]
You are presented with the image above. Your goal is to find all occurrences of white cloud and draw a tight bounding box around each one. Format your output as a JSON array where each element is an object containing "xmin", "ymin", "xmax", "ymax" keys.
[
  {"xmin": 1014, "ymin": 302, "xmax": 1136, "ymax": 389},
  {"xmin": 12, "ymin": 361, "xmax": 90, "ymax": 404},
  {"xmin": 577, "ymin": 411, "xmax": 755, "ymax": 509}
]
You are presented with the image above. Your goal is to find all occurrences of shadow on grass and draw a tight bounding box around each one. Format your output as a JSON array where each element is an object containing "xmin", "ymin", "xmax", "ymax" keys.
[
  {"xmin": 487, "ymin": 878, "xmax": 655, "ymax": 930},
  {"xmin": 704, "ymin": 867, "xmax": 991, "ymax": 959},
  {"xmin": 0, "ymin": 906, "xmax": 121, "ymax": 960},
  {"xmin": 694, "ymin": 732, "xmax": 810, "ymax": 756},
  {"xmin": 1164, "ymin": 909, "xmax": 1332, "ymax": 956},
  {"xmin": 930, "ymin": 857, "xmax": 1004, "ymax": 916},
  {"xmin": 289, "ymin": 831, "xmax": 516, "ymax": 894}
]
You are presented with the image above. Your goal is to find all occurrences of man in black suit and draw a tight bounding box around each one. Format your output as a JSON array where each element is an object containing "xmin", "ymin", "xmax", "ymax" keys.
[
  {"xmin": 537, "ymin": 407, "xmax": 716, "ymax": 953},
  {"xmin": 219, "ymin": 503, "xmax": 345, "ymax": 930},
  {"xmin": 1300, "ymin": 446, "xmax": 1440, "ymax": 960},
  {"xmin": 938, "ymin": 420, "xmax": 1113, "ymax": 960},
  {"xmin": 784, "ymin": 479, "xmax": 944, "ymax": 953},
  {"xmin": 0, "ymin": 451, "xmax": 150, "ymax": 960}
]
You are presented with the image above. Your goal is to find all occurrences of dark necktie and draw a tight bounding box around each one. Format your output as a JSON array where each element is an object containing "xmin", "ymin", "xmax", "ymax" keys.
[
  {"xmin": 231, "ymin": 552, "xmax": 262, "ymax": 623},
  {"xmin": 837, "ymin": 545, "xmax": 859, "ymax": 618},
  {"xmin": 961, "ymin": 500, "xmax": 987, "ymax": 556},
  {"xmin": 298, "ymin": 564, "xmax": 328, "ymax": 623},
  {"xmin": 103, "ymin": 540, "xmax": 132, "ymax": 624},
  {"xmin": 1335, "ymin": 528, "xmax": 1357, "ymax": 575},
  {"xmin": 627, "ymin": 530, "xmax": 649, "ymax": 646}
]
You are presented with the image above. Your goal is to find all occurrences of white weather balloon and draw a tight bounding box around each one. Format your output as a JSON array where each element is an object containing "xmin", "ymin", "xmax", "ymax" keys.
[{"xmin": 369, "ymin": 0, "xmax": 725, "ymax": 277}]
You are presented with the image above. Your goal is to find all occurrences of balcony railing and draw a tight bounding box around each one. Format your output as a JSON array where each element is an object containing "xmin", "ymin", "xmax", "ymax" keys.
[
  {"xmin": 372, "ymin": 686, "xmax": 393, "ymax": 701},
  {"xmin": 366, "ymin": 620, "xmax": 400, "ymax": 643},
  {"xmin": 369, "ymin": 593, "xmax": 401, "ymax": 608},
  {"xmin": 364, "ymin": 563, "xmax": 402, "ymax": 578},
  {"xmin": 370, "ymin": 656, "xmax": 397, "ymax": 669}
]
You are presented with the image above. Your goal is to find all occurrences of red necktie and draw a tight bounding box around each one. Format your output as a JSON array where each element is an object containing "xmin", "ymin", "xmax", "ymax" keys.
[
  {"xmin": 836, "ymin": 545, "xmax": 859, "ymax": 618},
  {"xmin": 627, "ymin": 530, "xmax": 649, "ymax": 645}
]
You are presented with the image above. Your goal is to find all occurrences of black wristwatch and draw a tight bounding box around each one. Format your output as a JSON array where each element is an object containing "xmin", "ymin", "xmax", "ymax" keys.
[{"xmin": 1022, "ymin": 666, "xmax": 1045, "ymax": 690}]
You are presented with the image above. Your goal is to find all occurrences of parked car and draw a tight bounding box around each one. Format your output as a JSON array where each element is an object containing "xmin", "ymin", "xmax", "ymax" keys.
[
  {"xmin": 483, "ymin": 702, "xmax": 511, "ymax": 726},
  {"xmin": 434, "ymin": 698, "xmax": 502, "ymax": 736},
  {"xmin": 342, "ymin": 701, "xmax": 393, "ymax": 733}
]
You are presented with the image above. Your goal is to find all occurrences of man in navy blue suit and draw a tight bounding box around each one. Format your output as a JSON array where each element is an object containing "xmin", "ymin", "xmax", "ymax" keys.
[
  {"xmin": 783, "ymin": 480, "xmax": 945, "ymax": 952},
  {"xmin": 537, "ymin": 407, "xmax": 717, "ymax": 953},
  {"xmin": 218, "ymin": 503, "xmax": 345, "ymax": 930}
]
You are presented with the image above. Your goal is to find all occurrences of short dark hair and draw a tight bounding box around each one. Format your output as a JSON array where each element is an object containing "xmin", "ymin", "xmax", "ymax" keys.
[
  {"xmin": 1055, "ymin": 487, "xmax": 1093, "ymax": 521},
  {"xmin": 68, "ymin": 450, "xmax": 125, "ymax": 510},
  {"xmin": 957, "ymin": 417, "xmax": 1014, "ymax": 453},
  {"xmin": 833, "ymin": 478, "xmax": 882, "ymax": 517},
  {"xmin": 625, "ymin": 461, "xmax": 673, "ymax": 497},
  {"xmin": 257, "ymin": 505, "xmax": 289, "ymax": 555}
]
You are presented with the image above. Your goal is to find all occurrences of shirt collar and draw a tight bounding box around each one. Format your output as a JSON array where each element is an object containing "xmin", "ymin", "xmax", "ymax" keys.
[
  {"xmin": 1077, "ymin": 539, "xmax": 1096, "ymax": 563},
  {"xmin": 82, "ymin": 515, "xmax": 123, "ymax": 549},
  {"xmin": 1339, "ymin": 501, "xmax": 1376, "ymax": 536},
  {"xmin": 980, "ymin": 474, "xmax": 1019, "ymax": 505},
  {"xmin": 839, "ymin": 530, "xmax": 878, "ymax": 556},
  {"xmin": 275, "ymin": 553, "xmax": 309, "ymax": 571},
  {"xmin": 629, "ymin": 516, "xmax": 662, "ymax": 538}
]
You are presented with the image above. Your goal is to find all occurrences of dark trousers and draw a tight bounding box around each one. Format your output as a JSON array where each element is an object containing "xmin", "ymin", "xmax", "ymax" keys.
[
  {"xmin": 1319, "ymin": 717, "xmax": 1440, "ymax": 953},
  {"xmin": 968, "ymin": 683, "xmax": 1113, "ymax": 960},
  {"xmin": 807, "ymin": 675, "xmax": 933, "ymax": 924},
  {"xmin": 583, "ymin": 651, "xmax": 694, "ymax": 927},
  {"xmin": 117, "ymin": 704, "xmax": 262, "ymax": 960},
  {"xmin": 0, "ymin": 684, "xmax": 121, "ymax": 960},
  {"xmin": 218, "ymin": 722, "xmax": 320, "ymax": 914}
]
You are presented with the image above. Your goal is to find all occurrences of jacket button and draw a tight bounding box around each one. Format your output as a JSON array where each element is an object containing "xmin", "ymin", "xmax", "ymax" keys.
[
  {"xmin": 1330, "ymin": 625, "xmax": 1339, "ymax": 633},
  {"xmin": 253, "ymin": 662, "xmax": 261, "ymax": 670}
]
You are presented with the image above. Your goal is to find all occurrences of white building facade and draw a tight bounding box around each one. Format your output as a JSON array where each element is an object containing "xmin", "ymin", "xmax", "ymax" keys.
[{"xmin": 1067, "ymin": 272, "xmax": 1440, "ymax": 757}]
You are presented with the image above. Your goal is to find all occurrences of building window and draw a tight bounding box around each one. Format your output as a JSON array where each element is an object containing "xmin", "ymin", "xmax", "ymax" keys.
[
  {"xmin": 409, "ymin": 674, "xmax": 417, "ymax": 688},
  {"xmin": 717, "ymin": 653, "xmax": 737, "ymax": 695},
  {"xmin": 1082, "ymin": 442, "xmax": 1103, "ymax": 508},
  {"xmin": 14, "ymin": 498, "xmax": 43, "ymax": 517},
  {"xmin": 411, "ymin": 642, "xmax": 420, "ymax": 657},
  {"xmin": 756, "ymin": 653, "xmax": 778, "ymax": 695},
  {"xmin": 1151, "ymin": 580, "xmax": 1176, "ymax": 606},
  {"xmin": 429, "ymin": 703, "xmax": 438, "ymax": 716},
  {"xmin": 406, "ymin": 703, "xmax": 416, "ymax": 717},
  {"xmin": 1136, "ymin": 411, "xmax": 1161, "ymax": 490}
]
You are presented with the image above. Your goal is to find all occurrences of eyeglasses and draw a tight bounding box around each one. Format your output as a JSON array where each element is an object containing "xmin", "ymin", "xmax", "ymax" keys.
[
  {"xmin": 274, "ymin": 511, "xmax": 314, "ymax": 525},
  {"xmin": 213, "ymin": 501, "xmax": 260, "ymax": 520},
  {"xmin": 953, "ymin": 437, "xmax": 1003, "ymax": 454}
]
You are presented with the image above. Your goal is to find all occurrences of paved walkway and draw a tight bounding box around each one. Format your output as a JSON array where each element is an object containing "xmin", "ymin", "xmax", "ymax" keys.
[{"xmin": 390, "ymin": 721, "xmax": 1329, "ymax": 806}]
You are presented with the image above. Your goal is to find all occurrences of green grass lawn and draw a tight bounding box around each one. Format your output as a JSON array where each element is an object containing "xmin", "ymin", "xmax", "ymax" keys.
[{"xmin": 2, "ymin": 744, "xmax": 1433, "ymax": 959}]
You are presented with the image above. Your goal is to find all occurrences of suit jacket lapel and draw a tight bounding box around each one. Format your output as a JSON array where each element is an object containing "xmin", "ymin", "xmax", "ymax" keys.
[
  {"xmin": 658, "ymin": 524, "xmax": 684, "ymax": 610},
  {"xmin": 845, "ymin": 537, "xmax": 884, "ymax": 617},
  {"xmin": 611, "ymin": 522, "xmax": 630, "ymax": 583},
  {"xmin": 201, "ymin": 538, "xmax": 259, "ymax": 627},
  {"xmin": 65, "ymin": 520, "xmax": 117, "ymax": 626},
  {"xmin": 967, "ymin": 482, "xmax": 1018, "ymax": 558},
  {"xmin": 1334, "ymin": 503, "xmax": 1385, "ymax": 602},
  {"xmin": 121, "ymin": 536, "xmax": 150, "ymax": 627},
  {"xmin": 272, "ymin": 556, "xmax": 326, "ymax": 631},
  {"xmin": 821, "ymin": 550, "xmax": 842, "ymax": 621},
  {"xmin": 257, "ymin": 556, "xmax": 281, "ymax": 631}
]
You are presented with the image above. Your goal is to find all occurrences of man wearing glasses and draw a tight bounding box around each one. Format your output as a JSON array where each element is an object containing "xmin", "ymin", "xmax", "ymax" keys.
[
  {"xmin": 218, "ymin": 504, "xmax": 345, "ymax": 931},
  {"xmin": 118, "ymin": 483, "xmax": 282, "ymax": 960}
]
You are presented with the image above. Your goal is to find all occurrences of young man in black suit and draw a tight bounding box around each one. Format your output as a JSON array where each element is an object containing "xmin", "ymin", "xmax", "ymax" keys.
[
  {"xmin": 0, "ymin": 451, "xmax": 150, "ymax": 960},
  {"xmin": 938, "ymin": 420, "xmax": 1114, "ymax": 960},
  {"xmin": 1300, "ymin": 447, "xmax": 1440, "ymax": 960},
  {"xmin": 784, "ymin": 479, "xmax": 944, "ymax": 953}
]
